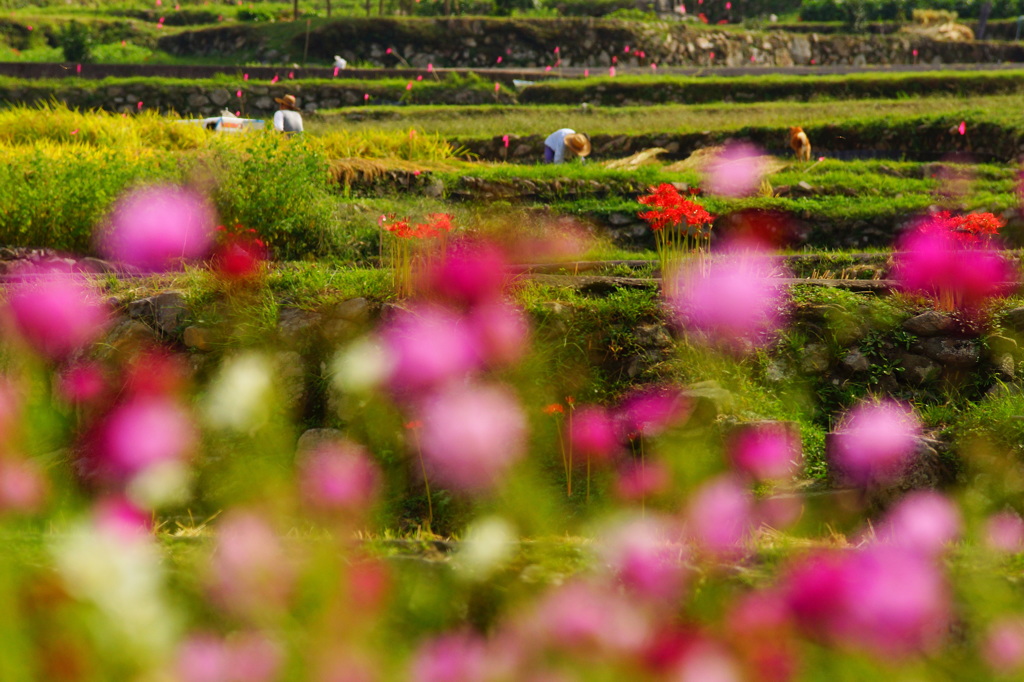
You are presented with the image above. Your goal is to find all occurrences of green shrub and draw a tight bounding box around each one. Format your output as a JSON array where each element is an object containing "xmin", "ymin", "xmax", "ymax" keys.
[
  {"xmin": 58, "ymin": 20, "xmax": 93, "ymax": 63},
  {"xmin": 206, "ymin": 134, "xmax": 340, "ymax": 259}
]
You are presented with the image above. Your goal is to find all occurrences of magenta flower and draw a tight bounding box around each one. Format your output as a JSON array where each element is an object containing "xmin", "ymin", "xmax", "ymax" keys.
[
  {"xmin": 409, "ymin": 632, "xmax": 492, "ymax": 682},
  {"xmin": 57, "ymin": 362, "xmax": 107, "ymax": 405},
  {"xmin": 669, "ymin": 247, "xmax": 785, "ymax": 350},
  {"xmin": 100, "ymin": 185, "xmax": 215, "ymax": 271},
  {"xmin": 704, "ymin": 142, "xmax": 766, "ymax": 198},
  {"xmin": 466, "ymin": 303, "xmax": 530, "ymax": 368},
  {"xmin": 4, "ymin": 265, "xmax": 110, "ymax": 361},
  {"xmin": 523, "ymin": 580, "xmax": 651, "ymax": 655},
  {"xmin": 418, "ymin": 382, "xmax": 526, "ymax": 494},
  {"xmin": 830, "ymin": 399, "xmax": 921, "ymax": 486},
  {"xmin": 727, "ymin": 422, "xmax": 802, "ymax": 480},
  {"xmin": 986, "ymin": 511, "xmax": 1024, "ymax": 552},
  {"xmin": 984, "ymin": 618, "xmax": 1024, "ymax": 674},
  {"xmin": 617, "ymin": 386, "xmax": 690, "ymax": 439},
  {"xmin": 177, "ymin": 631, "xmax": 283, "ymax": 682},
  {"xmin": 0, "ymin": 457, "xmax": 47, "ymax": 514},
  {"xmin": 206, "ymin": 511, "xmax": 295, "ymax": 618},
  {"xmin": 876, "ymin": 491, "xmax": 961, "ymax": 556},
  {"xmin": 418, "ymin": 240, "xmax": 510, "ymax": 308},
  {"xmin": 614, "ymin": 460, "xmax": 671, "ymax": 502},
  {"xmin": 568, "ymin": 406, "xmax": 621, "ymax": 463},
  {"xmin": 93, "ymin": 495, "xmax": 151, "ymax": 539},
  {"xmin": 95, "ymin": 395, "xmax": 196, "ymax": 481},
  {"xmin": 597, "ymin": 515, "xmax": 688, "ymax": 603},
  {"xmin": 892, "ymin": 219, "xmax": 1016, "ymax": 309},
  {"xmin": 381, "ymin": 305, "xmax": 481, "ymax": 395},
  {"xmin": 297, "ymin": 441, "xmax": 379, "ymax": 516},
  {"xmin": 783, "ymin": 546, "xmax": 950, "ymax": 659},
  {"xmin": 685, "ymin": 475, "xmax": 754, "ymax": 556}
]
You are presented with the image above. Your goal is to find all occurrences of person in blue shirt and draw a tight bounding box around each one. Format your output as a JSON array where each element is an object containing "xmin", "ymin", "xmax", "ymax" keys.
[{"xmin": 544, "ymin": 129, "xmax": 591, "ymax": 164}]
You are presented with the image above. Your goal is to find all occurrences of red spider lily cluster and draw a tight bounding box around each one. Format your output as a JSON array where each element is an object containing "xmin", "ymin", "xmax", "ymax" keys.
[
  {"xmin": 927, "ymin": 210, "xmax": 1005, "ymax": 246},
  {"xmin": 637, "ymin": 183, "xmax": 714, "ymax": 234},
  {"xmin": 211, "ymin": 223, "xmax": 267, "ymax": 280},
  {"xmin": 379, "ymin": 213, "xmax": 455, "ymax": 240}
]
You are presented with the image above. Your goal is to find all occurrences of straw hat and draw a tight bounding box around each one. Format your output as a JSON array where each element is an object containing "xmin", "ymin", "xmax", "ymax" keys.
[
  {"xmin": 274, "ymin": 94, "xmax": 298, "ymax": 110},
  {"xmin": 565, "ymin": 132, "xmax": 591, "ymax": 158}
]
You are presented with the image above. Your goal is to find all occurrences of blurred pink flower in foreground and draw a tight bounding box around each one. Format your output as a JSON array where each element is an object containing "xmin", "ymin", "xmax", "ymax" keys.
[
  {"xmin": 57, "ymin": 362, "xmax": 107, "ymax": 404},
  {"xmin": 0, "ymin": 457, "xmax": 47, "ymax": 514},
  {"xmin": 177, "ymin": 631, "xmax": 283, "ymax": 682},
  {"xmin": 418, "ymin": 382, "xmax": 526, "ymax": 494},
  {"xmin": 568, "ymin": 406, "xmax": 621, "ymax": 463},
  {"xmin": 783, "ymin": 545, "xmax": 950, "ymax": 659},
  {"xmin": 668, "ymin": 245, "xmax": 785, "ymax": 350},
  {"xmin": 617, "ymin": 386, "xmax": 690, "ymax": 439},
  {"xmin": 685, "ymin": 475, "xmax": 754, "ymax": 556},
  {"xmin": 876, "ymin": 491, "xmax": 961, "ymax": 557},
  {"xmin": 100, "ymin": 185, "xmax": 215, "ymax": 271},
  {"xmin": 523, "ymin": 580, "xmax": 651, "ymax": 656},
  {"xmin": 418, "ymin": 240, "xmax": 510, "ymax": 308},
  {"xmin": 466, "ymin": 302, "xmax": 530, "ymax": 368},
  {"xmin": 297, "ymin": 441, "xmax": 379, "ymax": 516},
  {"xmin": 986, "ymin": 511, "xmax": 1024, "ymax": 552},
  {"xmin": 5, "ymin": 266, "xmax": 110, "ymax": 361},
  {"xmin": 728, "ymin": 421, "xmax": 802, "ymax": 480},
  {"xmin": 984, "ymin": 618, "xmax": 1024, "ymax": 674},
  {"xmin": 410, "ymin": 632, "xmax": 499, "ymax": 682},
  {"xmin": 598, "ymin": 515, "xmax": 687, "ymax": 603},
  {"xmin": 93, "ymin": 495, "xmax": 151, "ymax": 539},
  {"xmin": 381, "ymin": 305, "xmax": 480, "ymax": 395},
  {"xmin": 614, "ymin": 459, "xmax": 671, "ymax": 502},
  {"xmin": 704, "ymin": 142, "xmax": 766, "ymax": 198},
  {"xmin": 672, "ymin": 643, "xmax": 745, "ymax": 682},
  {"xmin": 207, "ymin": 511, "xmax": 295, "ymax": 618},
  {"xmin": 892, "ymin": 218, "xmax": 1016, "ymax": 310},
  {"xmin": 830, "ymin": 399, "xmax": 921, "ymax": 485},
  {"xmin": 96, "ymin": 395, "xmax": 196, "ymax": 481}
]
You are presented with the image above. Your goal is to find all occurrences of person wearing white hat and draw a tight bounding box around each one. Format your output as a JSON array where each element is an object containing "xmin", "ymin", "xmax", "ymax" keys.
[
  {"xmin": 272, "ymin": 94, "xmax": 304, "ymax": 134},
  {"xmin": 544, "ymin": 128, "xmax": 591, "ymax": 164},
  {"xmin": 333, "ymin": 55, "xmax": 348, "ymax": 69}
]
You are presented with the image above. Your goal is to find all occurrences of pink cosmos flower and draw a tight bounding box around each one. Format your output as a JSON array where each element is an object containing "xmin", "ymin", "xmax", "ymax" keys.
[
  {"xmin": 5, "ymin": 265, "xmax": 110, "ymax": 361},
  {"xmin": 986, "ymin": 511, "xmax": 1024, "ymax": 553},
  {"xmin": 597, "ymin": 515, "xmax": 687, "ymax": 602},
  {"xmin": 418, "ymin": 240, "xmax": 510, "ymax": 308},
  {"xmin": 568, "ymin": 405, "xmax": 621, "ymax": 463},
  {"xmin": 617, "ymin": 386, "xmax": 690, "ymax": 439},
  {"xmin": 669, "ymin": 246, "xmax": 785, "ymax": 350},
  {"xmin": 875, "ymin": 491, "xmax": 961, "ymax": 556},
  {"xmin": 177, "ymin": 631, "xmax": 283, "ymax": 682},
  {"xmin": 727, "ymin": 422, "xmax": 802, "ymax": 480},
  {"xmin": 523, "ymin": 580, "xmax": 651, "ymax": 656},
  {"xmin": 892, "ymin": 218, "xmax": 1016, "ymax": 309},
  {"xmin": 95, "ymin": 395, "xmax": 196, "ymax": 481},
  {"xmin": 0, "ymin": 457, "xmax": 47, "ymax": 514},
  {"xmin": 418, "ymin": 382, "xmax": 526, "ymax": 494},
  {"xmin": 57, "ymin": 363, "xmax": 107, "ymax": 404},
  {"xmin": 673, "ymin": 644, "xmax": 745, "ymax": 682},
  {"xmin": 704, "ymin": 142, "xmax": 766, "ymax": 198},
  {"xmin": 685, "ymin": 475, "xmax": 754, "ymax": 556},
  {"xmin": 466, "ymin": 303, "xmax": 529, "ymax": 368},
  {"xmin": 100, "ymin": 185, "xmax": 215, "ymax": 271},
  {"xmin": 380, "ymin": 305, "xmax": 481, "ymax": 395},
  {"xmin": 409, "ymin": 632, "xmax": 492, "ymax": 682},
  {"xmin": 830, "ymin": 399, "xmax": 921, "ymax": 486},
  {"xmin": 207, "ymin": 511, "xmax": 295, "ymax": 618},
  {"xmin": 984, "ymin": 618, "xmax": 1024, "ymax": 674},
  {"xmin": 297, "ymin": 441, "xmax": 379, "ymax": 516},
  {"xmin": 93, "ymin": 496, "xmax": 151, "ymax": 539},
  {"xmin": 783, "ymin": 545, "xmax": 950, "ymax": 659},
  {"xmin": 614, "ymin": 459, "xmax": 671, "ymax": 502}
]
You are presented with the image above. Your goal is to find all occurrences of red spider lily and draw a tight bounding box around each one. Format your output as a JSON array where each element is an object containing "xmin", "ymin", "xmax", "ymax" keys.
[
  {"xmin": 637, "ymin": 183, "xmax": 714, "ymax": 234},
  {"xmin": 543, "ymin": 403, "xmax": 565, "ymax": 415},
  {"xmin": 211, "ymin": 224, "xmax": 267, "ymax": 280},
  {"xmin": 413, "ymin": 213, "xmax": 455, "ymax": 239},
  {"xmin": 380, "ymin": 214, "xmax": 416, "ymax": 239}
]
